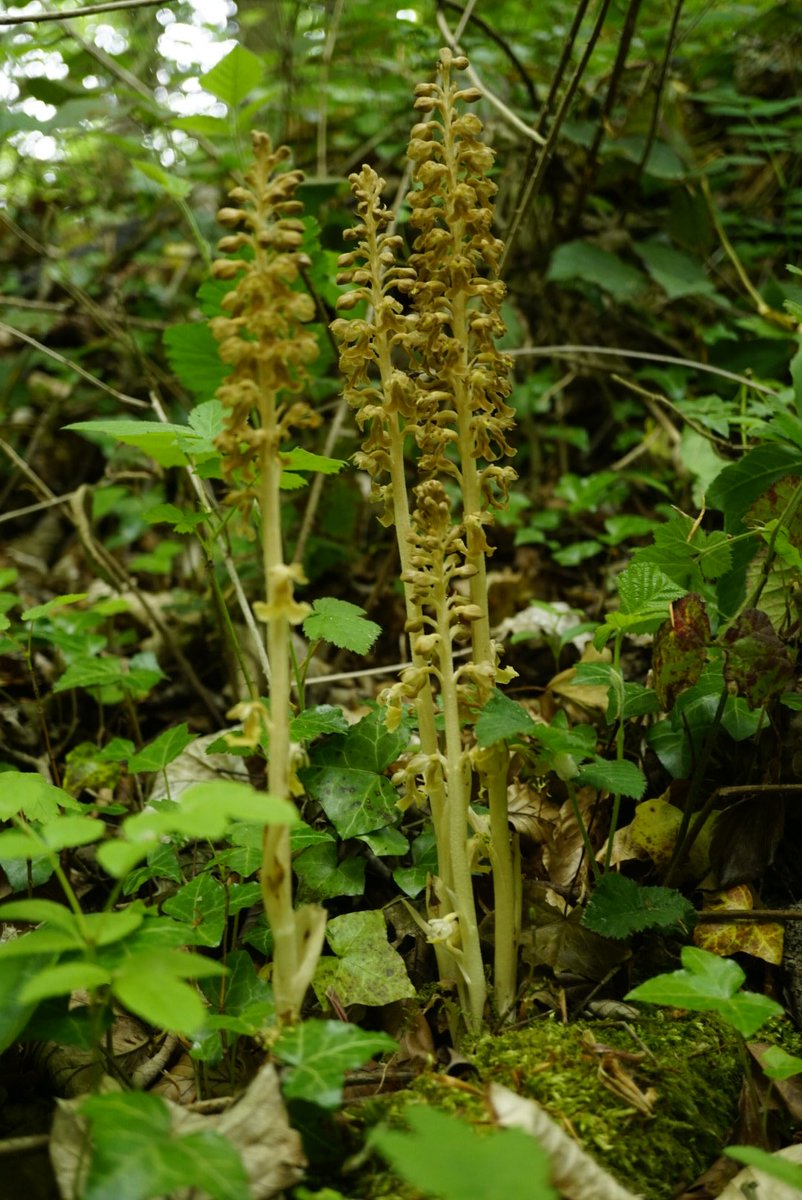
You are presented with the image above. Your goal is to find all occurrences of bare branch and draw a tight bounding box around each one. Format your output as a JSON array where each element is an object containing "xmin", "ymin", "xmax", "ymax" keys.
[{"xmin": 0, "ymin": 0, "xmax": 169, "ymax": 24}]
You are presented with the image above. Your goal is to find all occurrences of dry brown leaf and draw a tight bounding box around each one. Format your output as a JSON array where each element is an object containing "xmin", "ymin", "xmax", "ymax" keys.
[
  {"xmin": 507, "ymin": 780, "xmax": 559, "ymax": 844},
  {"xmin": 543, "ymin": 788, "xmax": 601, "ymax": 891},
  {"xmin": 548, "ymin": 644, "xmax": 612, "ymax": 716}
]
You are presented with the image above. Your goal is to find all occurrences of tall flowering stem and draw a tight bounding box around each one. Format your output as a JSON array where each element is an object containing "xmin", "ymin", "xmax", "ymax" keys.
[
  {"xmin": 210, "ymin": 132, "xmax": 326, "ymax": 1024},
  {"xmin": 333, "ymin": 51, "xmax": 521, "ymax": 1028}
]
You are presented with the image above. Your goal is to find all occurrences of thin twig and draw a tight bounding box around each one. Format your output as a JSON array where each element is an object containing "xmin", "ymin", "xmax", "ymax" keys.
[
  {"xmin": 0, "ymin": 0, "xmax": 170, "ymax": 24},
  {"xmin": 0, "ymin": 321, "xmax": 148, "ymax": 409},
  {"xmin": 507, "ymin": 344, "xmax": 781, "ymax": 396}
]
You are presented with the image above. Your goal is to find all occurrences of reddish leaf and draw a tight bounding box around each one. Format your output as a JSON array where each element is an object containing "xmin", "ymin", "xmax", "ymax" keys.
[
  {"xmin": 722, "ymin": 609, "xmax": 796, "ymax": 708},
  {"xmin": 653, "ymin": 593, "xmax": 710, "ymax": 709}
]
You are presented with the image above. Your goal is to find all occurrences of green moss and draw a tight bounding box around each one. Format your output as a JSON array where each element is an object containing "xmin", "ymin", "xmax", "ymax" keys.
[{"xmin": 342, "ymin": 1013, "xmax": 743, "ymax": 1200}]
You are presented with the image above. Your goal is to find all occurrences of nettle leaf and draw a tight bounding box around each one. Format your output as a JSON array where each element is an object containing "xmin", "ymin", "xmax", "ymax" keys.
[
  {"xmin": 575, "ymin": 759, "xmax": 646, "ymax": 800},
  {"xmin": 64, "ymin": 419, "xmax": 218, "ymax": 469},
  {"xmin": 618, "ymin": 561, "xmax": 687, "ymax": 615},
  {"xmin": 626, "ymin": 946, "xmax": 782, "ymax": 1037},
  {"xmin": 582, "ymin": 873, "xmax": 696, "ymax": 939},
  {"xmin": 653, "ymin": 593, "xmax": 710, "ymax": 709},
  {"xmin": 275, "ymin": 1019, "xmax": 396, "ymax": 1108},
  {"xmin": 303, "ymin": 597, "xmax": 381, "ymax": 654},
  {"xmin": 164, "ymin": 323, "xmax": 230, "ymax": 398},
  {"xmin": 722, "ymin": 609, "xmax": 796, "ymax": 708},
  {"xmin": 0, "ymin": 771, "xmax": 80, "ymax": 821},
  {"xmin": 312, "ymin": 910, "xmax": 415, "ymax": 1008},
  {"xmin": 81, "ymin": 1091, "xmax": 249, "ymax": 1200},
  {"xmin": 373, "ymin": 1106, "xmax": 555, "ymax": 1200},
  {"xmin": 53, "ymin": 654, "xmax": 166, "ymax": 698},
  {"xmin": 162, "ymin": 874, "xmax": 227, "ymax": 947},
  {"xmin": 21, "ymin": 593, "xmax": 88, "ymax": 621},
  {"xmin": 294, "ymin": 842, "xmax": 365, "ymax": 902},
  {"xmin": 282, "ymin": 447, "xmax": 345, "ymax": 476},
  {"xmin": 200, "ymin": 44, "xmax": 263, "ymax": 106},
  {"xmin": 475, "ymin": 689, "xmax": 538, "ymax": 747},
  {"xmin": 128, "ymin": 724, "xmax": 196, "ymax": 774},
  {"xmin": 145, "ymin": 503, "xmax": 207, "ymax": 535},
  {"xmin": 290, "ymin": 704, "xmax": 350, "ymax": 742}
]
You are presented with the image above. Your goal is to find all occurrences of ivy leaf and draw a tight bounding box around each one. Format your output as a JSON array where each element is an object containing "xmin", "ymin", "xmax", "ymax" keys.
[
  {"xmin": 200, "ymin": 44, "xmax": 263, "ymax": 106},
  {"xmin": 275, "ymin": 1019, "xmax": 396, "ymax": 1108},
  {"xmin": 293, "ymin": 843, "xmax": 365, "ymax": 902},
  {"xmin": 312, "ymin": 910, "xmax": 415, "ymax": 1007},
  {"xmin": 81, "ymin": 1091, "xmax": 249, "ymax": 1200},
  {"xmin": 162, "ymin": 875, "xmax": 227, "ymax": 947},
  {"xmin": 626, "ymin": 946, "xmax": 782, "ymax": 1036},
  {"xmin": 303, "ymin": 597, "xmax": 381, "ymax": 654},
  {"xmin": 302, "ymin": 765, "xmax": 399, "ymax": 839},
  {"xmin": 582, "ymin": 873, "xmax": 696, "ymax": 939},
  {"xmin": 475, "ymin": 690, "xmax": 537, "ymax": 747},
  {"xmin": 373, "ymin": 1107, "xmax": 556, "ymax": 1200},
  {"xmin": 290, "ymin": 705, "xmax": 350, "ymax": 742}
]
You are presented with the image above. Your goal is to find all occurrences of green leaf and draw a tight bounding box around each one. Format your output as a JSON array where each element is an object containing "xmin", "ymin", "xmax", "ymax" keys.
[
  {"xmin": 53, "ymin": 655, "xmax": 166, "ymax": 698},
  {"xmin": 575, "ymin": 759, "xmax": 646, "ymax": 800},
  {"xmin": 162, "ymin": 875, "xmax": 227, "ymax": 947},
  {"xmin": 199, "ymin": 950, "xmax": 274, "ymax": 1033},
  {"xmin": 634, "ymin": 241, "xmax": 717, "ymax": 301},
  {"xmin": 0, "ymin": 829, "xmax": 45, "ymax": 860},
  {"xmin": 200, "ymin": 44, "xmax": 263, "ymax": 106},
  {"xmin": 312, "ymin": 910, "xmax": 414, "ymax": 1007},
  {"xmin": 275, "ymin": 1019, "xmax": 396, "ymax": 1108},
  {"xmin": 582, "ymin": 873, "xmax": 696, "ymax": 939},
  {"xmin": 82, "ymin": 1091, "xmax": 249, "ymax": 1200},
  {"xmin": 759, "ymin": 1045, "xmax": 802, "ymax": 1080},
  {"xmin": 132, "ymin": 159, "xmax": 192, "ymax": 200},
  {"xmin": 618, "ymin": 562, "xmax": 687, "ymax": 615},
  {"xmin": 145, "ymin": 503, "xmax": 207, "ymax": 535},
  {"xmin": 725, "ymin": 1146, "xmax": 802, "ymax": 1191},
  {"xmin": 21, "ymin": 593, "xmax": 88, "ymax": 621},
  {"xmin": 128, "ymin": 724, "xmax": 196, "ymax": 774},
  {"xmin": 475, "ymin": 690, "xmax": 537, "ymax": 747},
  {"xmin": 293, "ymin": 843, "xmax": 365, "ymax": 901},
  {"xmin": 113, "ymin": 951, "xmax": 223, "ymax": 1036},
  {"xmin": 164, "ymin": 324, "xmax": 230, "ymax": 399},
  {"xmin": 652, "ymin": 593, "xmax": 710, "ymax": 709},
  {"xmin": 0, "ymin": 771, "xmax": 80, "ymax": 822},
  {"xmin": 708, "ymin": 444, "xmax": 802, "ymax": 527},
  {"xmin": 302, "ymin": 765, "xmax": 399, "ymax": 839},
  {"xmin": 393, "ymin": 831, "xmax": 437, "ymax": 897},
  {"xmin": 290, "ymin": 705, "xmax": 350, "ymax": 742},
  {"xmin": 626, "ymin": 946, "xmax": 782, "ymax": 1037},
  {"xmin": 39, "ymin": 815, "xmax": 105, "ymax": 851},
  {"xmin": 81, "ymin": 908, "xmax": 145, "ymax": 947},
  {"xmin": 722, "ymin": 608, "xmax": 796, "ymax": 708},
  {"xmin": 373, "ymin": 1106, "xmax": 556, "ymax": 1200},
  {"xmin": 282, "ymin": 447, "xmax": 345, "ymax": 476},
  {"xmin": 547, "ymin": 240, "xmax": 646, "ymax": 302},
  {"xmin": 64, "ymin": 419, "xmax": 218, "ymax": 469},
  {"xmin": 19, "ymin": 961, "xmax": 112, "ymax": 1004},
  {"xmin": 0, "ymin": 898, "xmax": 78, "ymax": 931},
  {"xmin": 303, "ymin": 597, "xmax": 381, "ymax": 654}
]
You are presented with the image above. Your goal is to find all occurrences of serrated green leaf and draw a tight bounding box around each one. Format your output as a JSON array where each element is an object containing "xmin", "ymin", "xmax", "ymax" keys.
[
  {"xmin": 21, "ymin": 593, "xmax": 88, "ymax": 621},
  {"xmin": 164, "ymin": 324, "xmax": 230, "ymax": 399},
  {"xmin": 0, "ymin": 771, "xmax": 79, "ymax": 821},
  {"xmin": 282, "ymin": 447, "xmax": 345, "ymax": 475},
  {"xmin": 373, "ymin": 1107, "xmax": 556, "ymax": 1200},
  {"xmin": 290, "ymin": 705, "xmax": 350, "ymax": 742},
  {"xmin": 303, "ymin": 597, "xmax": 381, "ymax": 654},
  {"xmin": 128, "ymin": 724, "xmax": 196, "ymax": 774},
  {"xmin": 475, "ymin": 689, "xmax": 537, "ymax": 747},
  {"xmin": 575, "ymin": 759, "xmax": 646, "ymax": 799},
  {"xmin": 200, "ymin": 44, "xmax": 263, "ymax": 106},
  {"xmin": 64, "ymin": 419, "xmax": 216, "ymax": 468},
  {"xmin": 275, "ymin": 1018, "xmax": 396, "ymax": 1108},
  {"xmin": 618, "ymin": 561, "xmax": 687, "ymax": 615},
  {"xmin": 582, "ymin": 873, "xmax": 696, "ymax": 939}
]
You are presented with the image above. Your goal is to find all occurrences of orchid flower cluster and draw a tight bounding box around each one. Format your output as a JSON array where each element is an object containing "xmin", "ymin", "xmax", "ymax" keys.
[{"xmin": 332, "ymin": 49, "xmax": 520, "ymax": 1030}]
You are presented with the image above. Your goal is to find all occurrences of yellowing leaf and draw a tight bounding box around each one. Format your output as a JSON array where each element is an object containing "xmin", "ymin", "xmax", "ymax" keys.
[{"xmin": 694, "ymin": 884, "xmax": 783, "ymax": 966}]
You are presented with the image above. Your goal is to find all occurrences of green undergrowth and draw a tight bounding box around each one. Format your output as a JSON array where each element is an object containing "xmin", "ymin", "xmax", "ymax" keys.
[{"xmin": 341, "ymin": 1013, "xmax": 743, "ymax": 1200}]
